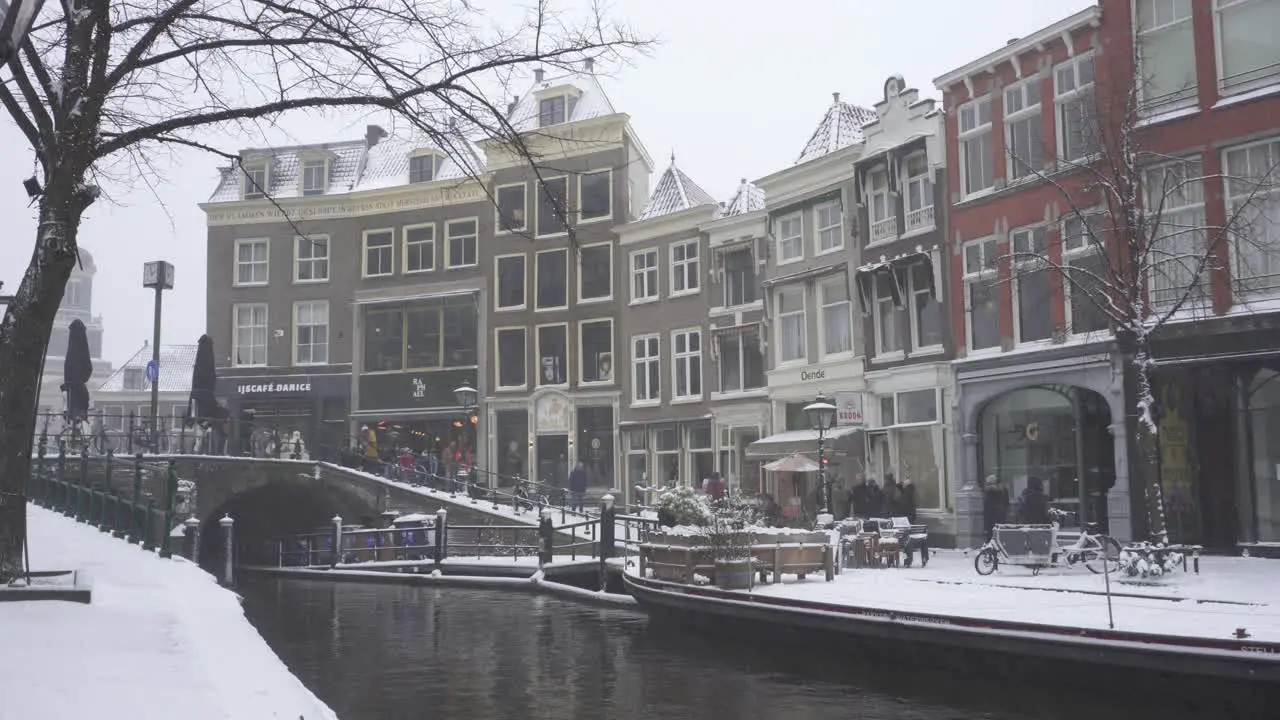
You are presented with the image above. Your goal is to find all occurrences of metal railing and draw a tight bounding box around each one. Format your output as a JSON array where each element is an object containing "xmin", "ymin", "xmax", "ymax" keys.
[{"xmin": 32, "ymin": 410, "xmax": 325, "ymax": 460}]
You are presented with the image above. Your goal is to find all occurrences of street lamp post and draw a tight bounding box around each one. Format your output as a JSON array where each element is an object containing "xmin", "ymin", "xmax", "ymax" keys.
[
  {"xmin": 142, "ymin": 261, "xmax": 174, "ymax": 452},
  {"xmin": 453, "ymin": 383, "xmax": 478, "ymax": 492},
  {"xmin": 0, "ymin": 0, "xmax": 45, "ymax": 64},
  {"xmin": 804, "ymin": 394, "xmax": 839, "ymax": 526}
]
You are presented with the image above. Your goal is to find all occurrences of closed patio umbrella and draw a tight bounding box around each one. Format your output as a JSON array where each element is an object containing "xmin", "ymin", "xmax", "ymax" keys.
[
  {"xmin": 61, "ymin": 319, "xmax": 93, "ymax": 423},
  {"xmin": 187, "ymin": 334, "xmax": 218, "ymax": 426}
]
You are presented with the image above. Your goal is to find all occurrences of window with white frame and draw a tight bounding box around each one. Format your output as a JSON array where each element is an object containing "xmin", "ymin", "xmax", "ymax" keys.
[
  {"xmin": 672, "ymin": 329, "xmax": 702, "ymax": 400},
  {"xmin": 233, "ymin": 303, "xmax": 268, "ymax": 367},
  {"xmin": 404, "ymin": 225, "xmax": 435, "ymax": 273},
  {"xmin": 539, "ymin": 96, "xmax": 567, "ymax": 127},
  {"xmin": 409, "ymin": 154, "xmax": 435, "ymax": 184},
  {"xmin": 1062, "ymin": 212, "xmax": 1111, "ymax": 334},
  {"xmin": 671, "ymin": 239, "xmax": 700, "ymax": 295},
  {"xmin": 959, "ymin": 97, "xmax": 994, "ymax": 197},
  {"xmin": 1214, "ymin": 0, "xmax": 1280, "ymax": 95},
  {"xmin": 235, "ymin": 238, "xmax": 269, "ymax": 286},
  {"xmin": 632, "ymin": 334, "xmax": 660, "ymax": 403},
  {"xmin": 909, "ymin": 262, "xmax": 943, "ymax": 350},
  {"xmin": 580, "ymin": 319, "xmax": 613, "ymax": 384},
  {"xmin": 873, "ymin": 271, "xmax": 906, "ymax": 356},
  {"xmin": 363, "ymin": 230, "xmax": 394, "ymax": 277},
  {"xmin": 1004, "ymin": 79, "xmax": 1043, "ymax": 181},
  {"xmin": 536, "ymin": 324, "xmax": 568, "ymax": 386},
  {"xmin": 293, "ymin": 236, "xmax": 329, "ymax": 282},
  {"xmin": 294, "ymin": 301, "xmax": 329, "ymax": 365},
  {"xmin": 775, "ymin": 285, "xmax": 806, "ymax": 363},
  {"xmin": 579, "ymin": 170, "xmax": 611, "ymax": 221},
  {"xmin": 495, "ymin": 254, "xmax": 526, "ymax": 310},
  {"xmin": 777, "ymin": 213, "xmax": 803, "ymax": 262},
  {"xmin": 653, "ymin": 425, "xmax": 680, "ymax": 485},
  {"xmin": 717, "ymin": 330, "xmax": 764, "ymax": 393},
  {"xmin": 242, "ymin": 163, "xmax": 268, "ymax": 199},
  {"xmin": 815, "ymin": 200, "xmax": 843, "ymax": 253},
  {"xmin": 537, "ymin": 177, "xmax": 569, "ymax": 236},
  {"xmin": 1011, "ymin": 227, "xmax": 1052, "ymax": 343},
  {"xmin": 903, "ymin": 154, "xmax": 935, "ymax": 233},
  {"xmin": 1224, "ymin": 138, "xmax": 1280, "ymax": 296},
  {"xmin": 496, "ymin": 328, "xmax": 527, "ymax": 389},
  {"xmin": 1145, "ymin": 158, "xmax": 1208, "ymax": 307},
  {"xmin": 536, "ymin": 249, "xmax": 568, "ymax": 309},
  {"xmin": 868, "ymin": 168, "xmax": 896, "ymax": 243},
  {"xmin": 446, "ymin": 219, "xmax": 477, "ymax": 268},
  {"xmin": 631, "ymin": 248, "xmax": 659, "ymax": 302},
  {"xmin": 496, "ymin": 183, "xmax": 527, "ymax": 233},
  {"xmin": 301, "ymin": 159, "xmax": 327, "ymax": 195},
  {"xmin": 820, "ymin": 275, "xmax": 853, "ymax": 356},
  {"xmin": 721, "ymin": 246, "xmax": 757, "ymax": 307},
  {"xmin": 1055, "ymin": 54, "xmax": 1098, "ymax": 163},
  {"xmin": 1135, "ymin": 0, "xmax": 1197, "ymax": 112},
  {"xmin": 964, "ymin": 238, "xmax": 1000, "ymax": 350},
  {"xmin": 579, "ymin": 244, "xmax": 612, "ymax": 301}
]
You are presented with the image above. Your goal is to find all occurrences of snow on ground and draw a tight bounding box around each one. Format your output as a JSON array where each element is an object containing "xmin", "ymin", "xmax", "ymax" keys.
[
  {"xmin": 732, "ymin": 549, "xmax": 1280, "ymax": 642},
  {"xmin": 1, "ymin": 505, "xmax": 338, "ymax": 720}
]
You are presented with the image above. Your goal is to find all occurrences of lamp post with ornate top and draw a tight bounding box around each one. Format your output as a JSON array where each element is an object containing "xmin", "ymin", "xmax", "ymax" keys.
[{"xmin": 804, "ymin": 394, "xmax": 838, "ymax": 525}]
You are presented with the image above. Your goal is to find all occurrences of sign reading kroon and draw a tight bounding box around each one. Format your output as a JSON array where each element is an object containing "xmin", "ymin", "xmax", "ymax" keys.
[{"xmin": 237, "ymin": 382, "xmax": 312, "ymax": 395}]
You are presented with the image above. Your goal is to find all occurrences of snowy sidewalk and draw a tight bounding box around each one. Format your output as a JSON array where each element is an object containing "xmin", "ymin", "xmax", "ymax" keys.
[
  {"xmin": 0, "ymin": 505, "xmax": 338, "ymax": 720},
  {"xmin": 738, "ymin": 550, "xmax": 1280, "ymax": 642}
]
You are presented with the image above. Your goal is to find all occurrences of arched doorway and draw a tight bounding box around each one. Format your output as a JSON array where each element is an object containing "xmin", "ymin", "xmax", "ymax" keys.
[{"xmin": 978, "ymin": 385, "xmax": 1116, "ymax": 529}]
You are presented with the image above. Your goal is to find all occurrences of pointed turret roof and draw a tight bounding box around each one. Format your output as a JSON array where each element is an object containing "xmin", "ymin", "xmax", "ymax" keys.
[
  {"xmin": 638, "ymin": 154, "xmax": 718, "ymax": 220},
  {"xmin": 722, "ymin": 178, "xmax": 766, "ymax": 217},
  {"xmin": 795, "ymin": 92, "xmax": 877, "ymax": 166}
]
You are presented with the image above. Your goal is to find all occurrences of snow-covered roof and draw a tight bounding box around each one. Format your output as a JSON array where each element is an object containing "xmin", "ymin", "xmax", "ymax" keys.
[
  {"xmin": 795, "ymin": 93, "xmax": 878, "ymax": 166},
  {"xmin": 638, "ymin": 157, "xmax": 718, "ymax": 220},
  {"xmin": 206, "ymin": 128, "xmax": 485, "ymax": 203},
  {"xmin": 505, "ymin": 70, "xmax": 617, "ymax": 133},
  {"xmin": 721, "ymin": 178, "xmax": 766, "ymax": 217},
  {"xmin": 96, "ymin": 343, "xmax": 198, "ymax": 394}
]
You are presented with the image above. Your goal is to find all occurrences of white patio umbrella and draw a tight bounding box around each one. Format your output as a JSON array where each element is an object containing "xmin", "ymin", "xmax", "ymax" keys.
[{"xmin": 763, "ymin": 453, "xmax": 820, "ymax": 473}]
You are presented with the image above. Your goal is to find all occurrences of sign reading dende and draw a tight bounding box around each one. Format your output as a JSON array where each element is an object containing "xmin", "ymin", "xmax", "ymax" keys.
[{"xmin": 800, "ymin": 369, "xmax": 826, "ymax": 382}]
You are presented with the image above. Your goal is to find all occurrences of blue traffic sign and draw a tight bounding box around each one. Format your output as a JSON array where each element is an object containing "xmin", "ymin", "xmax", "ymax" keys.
[{"xmin": 145, "ymin": 360, "xmax": 159, "ymax": 384}]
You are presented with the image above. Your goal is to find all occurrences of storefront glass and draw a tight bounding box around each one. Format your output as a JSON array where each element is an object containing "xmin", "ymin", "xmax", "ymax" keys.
[
  {"xmin": 652, "ymin": 424, "xmax": 680, "ymax": 485},
  {"xmin": 717, "ymin": 425, "xmax": 763, "ymax": 495},
  {"xmin": 687, "ymin": 421, "xmax": 714, "ymax": 487},
  {"xmin": 495, "ymin": 410, "xmax": 529, "ymax": 486},
  {"xmin": 625, "ymin": 428, "xmax": 648, "ymax": 502},
  {"xmin": 576, "ymin": 406, "xmax": 615, "ymax": 487},
  {"xmin": 362, "ymin": 295, "xmax": 478, "ymax": 372},
  {"xmin": 978, "ymin": 385, "xmax": 1114, "ymax": 527},
  {"xmin": 1250, "ymin": 370, "xmax": 1280, "ymax": 542},
  {"xmin": 867, "ymin": 389, "xmax": 945, "ymax": 511}
]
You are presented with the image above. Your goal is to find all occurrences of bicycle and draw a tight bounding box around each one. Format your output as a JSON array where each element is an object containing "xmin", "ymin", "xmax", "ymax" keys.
[{"xmin": 975, "ymin": 508, "xmax": 1121, "ymax": 576}]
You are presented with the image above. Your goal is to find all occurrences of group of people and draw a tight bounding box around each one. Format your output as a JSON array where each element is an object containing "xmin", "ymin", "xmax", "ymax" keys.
[
  {"xmin": 845, "ymin": 473, "xmax": 917, "ymax": 523},
  {"xmin": 981, "ymin": 474, "xmax": 1052, "ymax": 540}
]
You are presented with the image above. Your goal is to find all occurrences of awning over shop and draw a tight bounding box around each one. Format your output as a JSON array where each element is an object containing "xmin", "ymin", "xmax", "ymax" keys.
[{"xmin": 745, "ymin": 425, "xmax": 862, "ymax": 458}]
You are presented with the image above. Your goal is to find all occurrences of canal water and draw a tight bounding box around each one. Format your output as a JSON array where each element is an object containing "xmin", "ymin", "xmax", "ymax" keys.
[{"xmin": 239, "ymin": 577, "xmax": 1243, "ymax": 720}]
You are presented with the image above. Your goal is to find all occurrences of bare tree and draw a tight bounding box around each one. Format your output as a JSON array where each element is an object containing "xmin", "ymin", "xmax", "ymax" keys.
[
  {"xmin": 999, "ymin": 54, "xmax": 1280, "ymax": 544},
  {"xmin": 0, "ymin": 0, "xmax": 649, "ymax": 582}
]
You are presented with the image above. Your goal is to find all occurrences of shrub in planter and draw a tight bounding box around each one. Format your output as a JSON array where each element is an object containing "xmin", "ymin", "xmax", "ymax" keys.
[
  {"xmin": 657, "ymin": 485, "xmax": 712, "ymax": 528},
  {"xmin": 1117, "ymin": 542, "xmax": 1184, "ymax": 583},
  {"xmin": 707, "ymin": 493, "xmax": 757, "ymax": 590}
]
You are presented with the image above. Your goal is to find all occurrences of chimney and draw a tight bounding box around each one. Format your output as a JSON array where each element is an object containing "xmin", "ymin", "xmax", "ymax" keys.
[
  {"xmin": 584, "ymin": 57, "xmax": 595, "ymax": 72},
  {"xmin": 1007, "ymin": 37, "xmax": 1020, "ymax": 46},
  {"xmin": 365, "ymin": 124, "xmax": 387, "ymax": 148},
  {"xmin": 534, "ymin": 67, "xmax": 545, "ymax": 83},
  {"xmin": 832, "ymin": 92, "xmax": 840, "ymax": 103}
]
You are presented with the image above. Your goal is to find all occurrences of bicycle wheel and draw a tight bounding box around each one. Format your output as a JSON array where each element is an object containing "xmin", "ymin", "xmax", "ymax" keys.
[
  {"xmin": 974, "ymin": 548, "xmax": 999, "ymax": 576},
  {"xmin": 1083, "ymin": 535, "xmax": 1122, "ymax": 574}
]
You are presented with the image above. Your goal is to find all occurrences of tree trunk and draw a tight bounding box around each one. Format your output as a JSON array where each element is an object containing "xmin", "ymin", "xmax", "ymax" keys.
[
  {"xmin": 1117, "ymin": 331, "xmax": 1169, "ymax": 545},
  {"xmin": 0, "ymin": 196, "xmax": 84, "ymax": 582}
]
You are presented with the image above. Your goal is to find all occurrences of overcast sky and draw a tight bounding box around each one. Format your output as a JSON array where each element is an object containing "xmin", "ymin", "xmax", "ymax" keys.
[{"xmin": 0, "ymin": 0, "xmax": 1087, "ymax": 367}]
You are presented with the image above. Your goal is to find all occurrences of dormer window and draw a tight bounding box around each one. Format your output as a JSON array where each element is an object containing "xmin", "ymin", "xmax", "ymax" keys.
[
  {"xmin": 242, "ymin": 160, "xmax": 269, "ymax": 200},
  {"xmin": 124, "ymin": 367, "xmax": 145, "ymax": 391},
  {"xmin": 534, "ymin": 84, "xmax": 581, "ymax": 128},
  {"xmin": 301, "ymin": 159, "xmax": 328, "ymax": 196},
  {"xmin": 409, "ymin": 153, "xmax": 437, "ymax": 184}
]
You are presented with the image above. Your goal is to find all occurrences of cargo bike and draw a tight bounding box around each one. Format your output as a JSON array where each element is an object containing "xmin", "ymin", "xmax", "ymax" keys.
[{"xmin": 975, "ymin": 508, "xmax": 1121, "ymax": 576}]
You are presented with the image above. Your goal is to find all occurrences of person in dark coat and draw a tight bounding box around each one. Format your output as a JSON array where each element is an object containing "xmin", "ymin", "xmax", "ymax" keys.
[
  {"xmin": 983, "ymin": 475, "xmax": 1010, "ymax": 540},
  {"xmin": 847, "ymin": 474, "xmax": 869, "ymax": 518},
  {"xmin": 568, "ymin": 460, "xmax": 588, "ymax": 513},
  {"xmin": 864, "ymin": 478, "xmax": 884, "ymax": 519},
  {"xmin": 892, "ymin": 475, "xmax": 918, "ymax": 523},
  {"xmin": 1017, "ymin": 476, "xmax": 1052, "ymax": 525}
]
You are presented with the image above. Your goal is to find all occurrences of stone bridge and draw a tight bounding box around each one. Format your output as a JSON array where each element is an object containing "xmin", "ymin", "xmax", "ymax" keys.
[{"xmin": 66, "ymin": 453, "xmax": 570, "ymax": 568}]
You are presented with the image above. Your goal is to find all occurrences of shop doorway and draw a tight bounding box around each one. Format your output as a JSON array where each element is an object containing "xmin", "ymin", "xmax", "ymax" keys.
[
  {"xmin": 978, "ymin": 385, "xmax": 1115, "ymax": 530},
  {"xmin": 536, "ymin": 435, "xmax": 570, "ymax": 487}
]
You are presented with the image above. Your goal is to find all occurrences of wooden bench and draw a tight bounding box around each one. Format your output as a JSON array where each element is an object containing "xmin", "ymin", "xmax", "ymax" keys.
[{"xmin": 639, "ymin": 530, "xmax": 834, "ymax": 585}]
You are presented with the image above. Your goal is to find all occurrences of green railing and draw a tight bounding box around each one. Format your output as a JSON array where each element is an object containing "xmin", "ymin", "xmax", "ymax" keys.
[{"xmin": 26, "ymin": 437, "xmax": 183, "ymax": 557}]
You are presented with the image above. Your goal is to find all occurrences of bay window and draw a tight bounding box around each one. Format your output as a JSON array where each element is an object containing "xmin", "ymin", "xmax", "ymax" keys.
[
  {"xmin": 1012, "ymin": 227, "xmax": 1052, "ymax": 343},
  {"xmin": 1136, "ymin": 0, "xmax": 1197, "ymax": 112},
  {"xmin": 959, "ymin": 97, "xmax": 994, "ymax": 197},
  {"xmin": 1214, "ymin": 0, "xmax": 1280, "ymax": 95},
  {"xmin": 1224, "ymin": 138, "xmax": 1280, "ymax": 297},
  {"xmin": 775, "ymin": 285, "xmax": 806, "ymax": 363},
  {"xmin": 964, "ymin": 238, "xmax": 1000, "ymax": 350}
]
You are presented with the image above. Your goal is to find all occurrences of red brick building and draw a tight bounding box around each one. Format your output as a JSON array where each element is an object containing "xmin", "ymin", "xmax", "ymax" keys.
[{"xmin": 933, "ymin": 0, "xmax": 1280, "ymax": 550}]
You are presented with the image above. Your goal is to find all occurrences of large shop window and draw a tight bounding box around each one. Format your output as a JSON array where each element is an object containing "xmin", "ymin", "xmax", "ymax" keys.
[
  {"xmin": 577, "ymin": 407, "xmax": 615, "ymax": 487},
  {"xmin": 688, "ymin": 422, "xmax": 714, "ymax": 486},
  {"xmin": 536, "ymin": 324, "xmax": 568, "ymax": 386},
  {"xmin": 979, "ymin": 386, "xmax": 1115, "ymax": 528},
  {"xmin": 718, "ymin": 425, "xmax": 763, "ymax": 495},
  {"xmin": 361, "ymin": 296, "xmax": 478, "ymax": 372},
  {"xmin": 871, "ymin": 388, "xmax": 944, "ymax": 511},
  {"xmin": 718, "ymin": 330, "xmax": 764, "ymax": 393},
  {"xmin": 495, "ymin": 410, "xmax": 529, "ymax": 487},
  {"xmin": 1249, "ymin": 370, "xmax": 1280, "ymax": 542}
]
